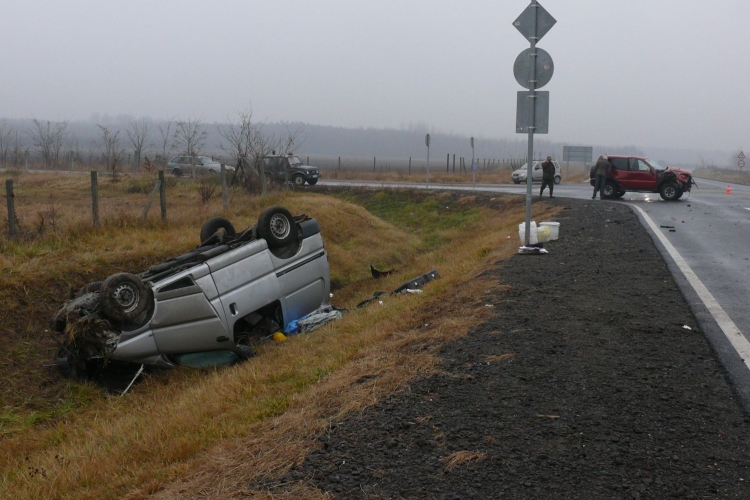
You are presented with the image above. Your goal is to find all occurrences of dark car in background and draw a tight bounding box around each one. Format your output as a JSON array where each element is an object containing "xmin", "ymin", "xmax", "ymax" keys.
[
  {"xmin": 590, "ymin": 155, "xmax": 694, "ymax": 201},
  {"xmin": 263, "ymin": 154, "xmax": 320, "ymax": 186}
]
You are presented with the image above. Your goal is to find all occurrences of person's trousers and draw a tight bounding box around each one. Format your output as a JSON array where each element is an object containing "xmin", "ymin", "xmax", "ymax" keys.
[
  {"xmin": 540, "ymin": 179, "xmax": 554, "ymax": 197},
  {"xmin": 592, "ymin": 175, "xmax": 606, "ymax": 198}
]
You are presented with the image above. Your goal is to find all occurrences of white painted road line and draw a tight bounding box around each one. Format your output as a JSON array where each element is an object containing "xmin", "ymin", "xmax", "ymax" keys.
[{"xmin": 632, "ymin": 205, "xmax": 750, "ymax": 370}]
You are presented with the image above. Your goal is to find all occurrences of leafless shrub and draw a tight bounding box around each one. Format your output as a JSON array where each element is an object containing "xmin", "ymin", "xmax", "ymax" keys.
[
  {"xmin": 142, "ymin": 156, "xmax": 156, "ymax": 173},
  {"xmin": 36, "ymin": 195, "xmax": 61, "ymax": 235},
  {"xmin": 197, "ymin": 178, "xmax": 218, "ymax": 204}
]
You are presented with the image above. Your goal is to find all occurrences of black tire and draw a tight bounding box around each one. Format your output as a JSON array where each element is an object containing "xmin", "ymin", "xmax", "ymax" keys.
[
  {"xmin": 554, "ymin": 175, "xmax": 562, "ymax": 185},
  {"xmin": 172, "ymin": 167, "xmax": 182, "ymax": 177},
  {"xmin": 307, "ymin": 178, "xmax": 318, "ymax": 186},
  {"xmin": 660, "ymin": 182, "xmax": 681, "ymax": 201},
  {"xmin": 601, "ymin": 180, "xmax": 617, "ymax": 199},
  {"xmin": 100, "ymin": 273, "xmax": 149, "ymax": 323},
  {"xmin": 257, "ymin": 206, "xmax": 298, "ymax": 248},
  {"xmin": 615, "ymin": 191, "xmax": 626, "ymax": 199},
  {"xmin": 200, "ymin": 217, "xmax": 236, "ymax": 244},
  {"xmin": 77, "ymin": 281, "xmax": 102, "ymax": 297},
  {"xmin": 292, "ymin": 174, "xmax": 305, "ymax": 186}
]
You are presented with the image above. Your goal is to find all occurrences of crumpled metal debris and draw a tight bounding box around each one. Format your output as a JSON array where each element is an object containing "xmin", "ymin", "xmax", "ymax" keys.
[{"xmin": 356, "ymin": 269, "xmax": 440, "ymax": 308}]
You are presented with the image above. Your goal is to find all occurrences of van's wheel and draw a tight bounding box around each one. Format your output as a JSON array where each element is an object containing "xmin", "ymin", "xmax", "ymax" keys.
[
  {"xmin": 660, "ymin": 182, "xmax": 681, "ymax": 201},
  {"xmin": 292, "ymin": 174, "xmax": 305, "ymax": 186},
  {"xmin": 200, "ymin": 217, "xmax": 236, "ymax": 244},
  {"xmin": 172, "ymin": 168, "xmax": 182, "ymax": 177},
  {"xmin": 100, "ymin": 273, "xmax": 149, "ymax": 323},
  {"xmin": 257, "ymin": 206, "xmax": 298, "ymax": 248},
  {"xmin": 601, "ymin": 180, "xmax": 617, "ymax": 199},
  {"xmin": 554, "ymin": 175, "xmax": 561, "ymax": 185}
]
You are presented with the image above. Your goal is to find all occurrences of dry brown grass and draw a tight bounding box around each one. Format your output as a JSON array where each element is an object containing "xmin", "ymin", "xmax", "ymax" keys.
[
  {"xmin": 442, "ymin": 450, "xmax": 488, "ymax": 472},
  {"xmin": 324, "ymin": 168, "xmax": 590, "ymax": 186},
  {"xmin": 0, "ymin": 175, "xmax": 561, "ymax": 499}
]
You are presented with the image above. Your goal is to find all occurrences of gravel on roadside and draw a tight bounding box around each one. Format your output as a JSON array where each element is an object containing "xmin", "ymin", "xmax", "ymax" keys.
[{"xmin": 266, "ymin": 198, "xmax": 750, "ymax": 499}]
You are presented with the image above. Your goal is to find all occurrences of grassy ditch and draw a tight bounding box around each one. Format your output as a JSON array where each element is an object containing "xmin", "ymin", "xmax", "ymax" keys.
[{"xmin": 0, "ymin": 175, "xmax": 559, "ymax": 499}]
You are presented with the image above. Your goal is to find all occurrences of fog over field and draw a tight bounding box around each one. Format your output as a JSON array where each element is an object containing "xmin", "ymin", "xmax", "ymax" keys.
[{"xmin": 1, "ymin": 1, "xmax": 748, "ymax": 166}]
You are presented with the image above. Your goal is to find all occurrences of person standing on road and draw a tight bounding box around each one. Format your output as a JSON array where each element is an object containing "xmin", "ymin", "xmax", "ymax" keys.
[
  {"xmin": 540, "ymin": 156, "xmax": 556, "ymax": 198},
  {"xmin": 592, "ymin": 155, "xmax": 612, "ymax": 199}
]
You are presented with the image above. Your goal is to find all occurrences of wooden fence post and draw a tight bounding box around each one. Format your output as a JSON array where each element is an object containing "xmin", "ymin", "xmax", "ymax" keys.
[
  {"xmin": 159, "ymin": 170, "xmax": 167, "ymax": 222},
  {"xmin": 446, "ymin": 153, "xmax": 449, "ymax": 173},
  {"xmin": 408, "ymin": 157, "xmax": 411, "ymax": 175},
  {"xmin": 142, "ymin": 180, "xmax": 162, "ymax": 220},
  {"xmin": 452, "ymin": 154, "xmax": 456, "ymax": 173},
  {"xmin": 91, "ymin": 171, "xmax": 100, "ymax": 227},
  {"xmin": 6, "ymin": 179, "xmax": 16, "ymax": 238},
  {"xmin": 373, "ymin": 157, "xmax": 376, "ymax": 172}
]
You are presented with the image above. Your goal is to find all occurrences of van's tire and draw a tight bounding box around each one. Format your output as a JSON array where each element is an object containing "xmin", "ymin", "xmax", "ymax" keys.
[
  {"xmin": 172, "ymin": 168, "xmax": 182, "ymax": 177},
  {"xmin": 307, "ymin": 178, "xmax": 318, "ymax": 185},
  {"xmin": 200, "ymin": 217, "xmax": 236, "ymax": 244},
  {"xmin": 660, "ymin": 182, "xmax": 681, "ymax": 201},
  {"xmin": 601, "ymin": 180, "xmax": 617, "ymax": 199},
  {"xmin": 257, "ymin": 206, "xmax": 298, "ymax": 248},
  {"xmin": 292, "ymin": 174, "xmax": 305, "ymax": 186},
  {"xmin": 100, "ymin": 273, "xmax": 149, "ymax": 323}
]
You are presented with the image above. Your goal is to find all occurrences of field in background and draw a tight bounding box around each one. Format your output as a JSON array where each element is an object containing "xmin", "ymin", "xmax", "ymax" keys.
[
  {"xmin": 0, "ymin": 173, "xmax": 561, "ymax": 498},
  {"xmin": 692, "ymin": 166, "xmax": 750, "ymax": 185}
]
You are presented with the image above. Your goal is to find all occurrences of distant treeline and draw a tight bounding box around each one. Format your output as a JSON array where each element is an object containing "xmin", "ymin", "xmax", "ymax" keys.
[{"xmin": 0, "ymin": 116, "xmax": 732, "ymax": 169}]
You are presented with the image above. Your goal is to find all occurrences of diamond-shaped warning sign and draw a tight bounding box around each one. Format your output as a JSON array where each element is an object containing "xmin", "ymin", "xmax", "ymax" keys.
[{"xmin": 513, "ymin": 2, "xmax": 557, "ymax": 42}]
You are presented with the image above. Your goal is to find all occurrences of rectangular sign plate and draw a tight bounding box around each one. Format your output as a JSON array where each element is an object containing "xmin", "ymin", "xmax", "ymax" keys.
[{"xmin": 516, "ymin": 91, "xmax": 549, "ymax": 134}]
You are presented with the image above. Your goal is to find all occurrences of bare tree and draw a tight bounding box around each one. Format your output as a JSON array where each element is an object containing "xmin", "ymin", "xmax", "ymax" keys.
[
  {"xmin": 173, "ymin": 118, "xmax": 206, "ymax": 157},
  {"xmin": 126, "ymin": 118, "xmax": 151, "ymax": 172},
  {"xmin": 30, "ymin": 119, "xmax": 69, "ymax": 168},
  {"xmin": 218, "ymin": 110, "xmax": 304, "ymax": 194},
  {"xmin": 155, "ymin": 117, "xmax": 174, "ymax": 165},
  {"xmin": 0, "ymin": 119, "xmax": 13, "ymax": 166},
  {"xmin": 97, "ymin": 124, "xmax": 122, "ymax": 176}
]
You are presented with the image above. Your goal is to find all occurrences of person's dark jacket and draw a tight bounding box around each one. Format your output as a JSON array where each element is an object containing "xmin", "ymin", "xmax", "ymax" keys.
[
  {"xmin": 541, "ymin": 160, "xmax": 555, "ymax": 181},
  {"xmin": 594, "ymin": 158, "xmax": 612, "ymax": 177}
]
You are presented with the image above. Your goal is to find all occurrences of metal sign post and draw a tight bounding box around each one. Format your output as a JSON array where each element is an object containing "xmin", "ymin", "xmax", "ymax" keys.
[
  {"xmin": 425, "ymin": 133, "xmax": 431, "ymax": 187},
  {"xmin": 513, "ymin": 1, "xmax": 556, "ymax": 246}
]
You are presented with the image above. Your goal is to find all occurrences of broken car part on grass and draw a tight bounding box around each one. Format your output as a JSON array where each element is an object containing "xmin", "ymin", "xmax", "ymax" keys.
[
  {"xmin": 355, "ymin": 270, "xmax": 440, "ymax": 309},
  {"xmin": 52, "ymin": 205, "xmax": 332, "ymax": 379}
]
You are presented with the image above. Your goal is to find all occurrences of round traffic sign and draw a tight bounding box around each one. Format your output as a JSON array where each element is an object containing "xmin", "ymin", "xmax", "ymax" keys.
[
  {"xmin": 739, "ymin": 160, "xmax": 745, "ymax": 169},
  {"xmin": 513, "ymin": 47, "xmax": 554, "ymax": 90}
]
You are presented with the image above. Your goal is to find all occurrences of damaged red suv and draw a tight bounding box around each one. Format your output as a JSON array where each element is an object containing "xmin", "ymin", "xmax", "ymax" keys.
[{"xmin": 590, "ymin": 155, "xmax": 694, "ymax": 201}]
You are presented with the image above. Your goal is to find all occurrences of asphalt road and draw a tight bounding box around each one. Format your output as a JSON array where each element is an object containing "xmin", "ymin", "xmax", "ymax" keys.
[{"xmin": 320, "ymin": 178, "xmax": 750, "ymax": 412}]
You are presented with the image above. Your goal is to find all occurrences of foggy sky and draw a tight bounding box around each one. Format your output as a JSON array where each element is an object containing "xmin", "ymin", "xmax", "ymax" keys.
[{"xmin": 2, "ymin": 0, "xmax": 749, "ymax": 153}]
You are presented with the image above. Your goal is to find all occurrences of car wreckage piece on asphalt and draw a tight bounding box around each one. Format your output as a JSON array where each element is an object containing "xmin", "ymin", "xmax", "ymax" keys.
[{"xmin": 52, "ymin": 205, "xmax": 331, "ymax": 379}]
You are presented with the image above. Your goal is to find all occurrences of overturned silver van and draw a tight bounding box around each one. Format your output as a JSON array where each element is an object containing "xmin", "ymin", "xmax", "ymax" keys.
[{"xmin": 53, "ymin": 206, "xmax": 331, "ymax": 376}]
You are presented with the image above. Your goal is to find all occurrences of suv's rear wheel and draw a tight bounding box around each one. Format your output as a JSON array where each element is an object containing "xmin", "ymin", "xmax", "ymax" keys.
[
  {"xmin": 660, "ymin": 182, "xmax": 681, "ymax": 201},
  {"xmin": 601, "ymin": 180, "xmax": 617, "ymax": 199},
  {"xmin": 257, "ymin": 206, "xmax": 298, "ymax": 248},
  {"xmin": 172, "ymin": 167, "xmax": 182, "ymax": 177}
]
